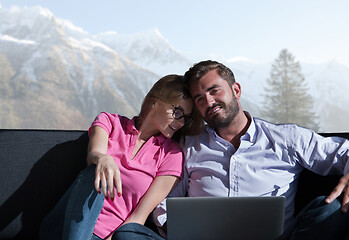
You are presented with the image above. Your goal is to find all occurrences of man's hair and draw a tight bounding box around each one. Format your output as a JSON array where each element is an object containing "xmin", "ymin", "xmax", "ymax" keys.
[{"xmin": 184, "ymin": 60, "xmax": 235, "ymax": 88}]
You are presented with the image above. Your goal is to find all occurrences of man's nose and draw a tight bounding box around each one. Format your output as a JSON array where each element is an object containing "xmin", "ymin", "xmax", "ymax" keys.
[{"xmin": 205, "ymin": 94, "xmax": 215, "ymax": 107}]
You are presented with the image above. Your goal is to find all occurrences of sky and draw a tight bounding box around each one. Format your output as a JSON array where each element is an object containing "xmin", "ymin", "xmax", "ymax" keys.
[{"xmin": 1, "ymin": 0, "xmax": 349, "ymax": 67}]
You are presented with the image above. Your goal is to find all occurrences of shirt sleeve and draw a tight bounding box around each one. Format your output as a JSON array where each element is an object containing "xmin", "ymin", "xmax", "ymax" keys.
[
  {"xmin": 88, "ymin": 112, "xmax": 118, "ymax": 137},
  {"xmin": 290, "ymin": 125, "xmax": 349, "ymax": 175},
  {"xmin": 156, "ymin": 141, "xmax": 183, "ymax": 178}
]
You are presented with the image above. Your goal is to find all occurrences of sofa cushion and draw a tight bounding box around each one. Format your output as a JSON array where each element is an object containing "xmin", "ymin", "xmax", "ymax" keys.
[{"xmin": 0, "ymin": 129, "xmax": 88, "ymax": 239}]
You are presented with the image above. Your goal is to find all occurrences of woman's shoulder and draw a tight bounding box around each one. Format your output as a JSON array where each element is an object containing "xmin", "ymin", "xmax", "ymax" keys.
[
  {"xmin": 90, "ymin": 112, "xmax": 136, "ymax": 134},
  {"xmin": 94, "ymin": 112, "xmax": 119, "ymax": 122},
  {"xmin": 94, "ymin": 112, "xmax": 134, "ymax": 125},
  {"xmin": 159, "ymin": 137, "xmax": 182, "ymax": 154}
]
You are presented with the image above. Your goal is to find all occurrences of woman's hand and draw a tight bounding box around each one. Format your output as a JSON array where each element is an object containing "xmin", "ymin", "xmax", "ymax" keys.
[
  {"xmin": 94, "ymin": 153, "xmax": 122, "ymax": 199},
  {"xmin": 87, "ymin": 126, "xmax": 122, "ymax": 199}
]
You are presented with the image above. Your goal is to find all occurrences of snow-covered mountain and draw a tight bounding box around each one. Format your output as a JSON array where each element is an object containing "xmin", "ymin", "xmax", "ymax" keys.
[
  {"xmin": 0, "ymin": 5, "xmax": 348, "ymax": 132},
  {"xmin": 94, "ymin": 29, "xmax": 192, "ymax": 76},
  {"xmin": 0, "ymin": 6, "xmax": 162, "ymax": 129}
]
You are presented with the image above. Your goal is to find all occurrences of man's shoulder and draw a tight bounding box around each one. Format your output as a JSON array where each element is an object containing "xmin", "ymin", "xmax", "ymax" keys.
[
  {"xmin": 252, "ymin": 117, "xmax": 315, "ymax": 140},
  {"xmin": 183, "ymin": 125, "xmax": 212, "ymax": 146},
  {"xmin": 253, "ymin": 117, "xmax": 304, "ymax": 131},
  {"xmin": 192, "ymin": 124, "xmax": 212, "ymax": 138}
]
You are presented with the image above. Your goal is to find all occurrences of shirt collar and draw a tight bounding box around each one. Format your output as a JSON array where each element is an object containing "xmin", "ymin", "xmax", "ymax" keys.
[
  {"xmin": 126, "ymin": 116, "xmax": 138, "ymax": 134},
  {"xmin": 241, "ymin": 111, "xmax": 257, "ymax": 143},
  {"xmin": 205, "ymin": 111, "xmax": 257, "ymax": 143}
]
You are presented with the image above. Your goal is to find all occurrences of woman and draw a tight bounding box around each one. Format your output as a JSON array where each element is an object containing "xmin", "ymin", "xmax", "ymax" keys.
[{"xmin": 40, "ymin": 74, "xmax": 203, "ymax": 240}]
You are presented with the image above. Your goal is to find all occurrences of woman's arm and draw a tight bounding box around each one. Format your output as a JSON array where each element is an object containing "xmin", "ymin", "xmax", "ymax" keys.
[
  {"xmin": 87, "ymin": 126, "xmax": 122, "ymax": 199},
  {"xmin": 123, "ymin": 175, "xmax": 180, "ymax": 225}
]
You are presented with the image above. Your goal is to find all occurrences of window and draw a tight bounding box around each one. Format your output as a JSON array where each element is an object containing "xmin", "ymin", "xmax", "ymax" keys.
[{"xmin": 1, "ymin": 1, "xmax": 348, "ymax": 132}]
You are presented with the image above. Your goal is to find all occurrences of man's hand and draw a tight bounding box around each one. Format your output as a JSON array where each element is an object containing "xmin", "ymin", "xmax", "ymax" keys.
[{"xmin": 325, "ymin": 173, "xmax": 349, "ymax": 212}]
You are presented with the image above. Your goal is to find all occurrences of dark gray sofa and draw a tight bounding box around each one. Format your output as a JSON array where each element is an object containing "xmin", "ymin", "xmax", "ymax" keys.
[{"xmin": 0, "ymin": 129, "xmax": 348, "ymax": 239}]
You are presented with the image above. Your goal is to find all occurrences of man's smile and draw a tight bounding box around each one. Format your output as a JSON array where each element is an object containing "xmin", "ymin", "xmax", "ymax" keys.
[{"xmin": 206, "ymin": 104, "xmax": 223, "ymax": 118}]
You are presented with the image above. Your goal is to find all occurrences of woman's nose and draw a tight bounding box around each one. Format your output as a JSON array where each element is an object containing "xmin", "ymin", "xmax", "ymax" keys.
[{"xmin": 176, "ymin": 118, "xmax": 185, "ymax": 127}]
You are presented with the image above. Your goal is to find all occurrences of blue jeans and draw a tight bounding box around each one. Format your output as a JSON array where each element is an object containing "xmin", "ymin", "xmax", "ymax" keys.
[
  {"xmin": 289, "ymin": 196, "xmax": 349, "ymax": 240},
  {"xmin": 112, "ymin": 223, "xmax": 164, "ymax": 240},
  {"xmin": 40, "ymin": 165, "xmax": 104, "ymax": 240},
  {"xmin": 91, "ymin": 234, "xmax": 103, "ymax": 240}
]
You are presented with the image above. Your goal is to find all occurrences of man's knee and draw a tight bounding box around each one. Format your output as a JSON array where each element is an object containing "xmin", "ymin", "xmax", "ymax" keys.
[
  {"xmin": 291, "ymin": 196, "xmax": 349, "ymax": 240},
  {"xmin": 298, "ymin": 196, "xmax": 341, "ymax": 222}
]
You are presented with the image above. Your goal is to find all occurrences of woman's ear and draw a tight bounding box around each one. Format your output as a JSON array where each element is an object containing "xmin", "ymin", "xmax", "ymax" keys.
[{"xmin": 152, "ymin": 101, "xmax": 157, "ymax": 108}]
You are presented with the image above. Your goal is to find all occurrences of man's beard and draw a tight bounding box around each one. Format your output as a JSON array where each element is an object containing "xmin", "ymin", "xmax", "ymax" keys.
[{"xmin": 204, "ymin": 96, "xmax": 239, "ymax": 129}]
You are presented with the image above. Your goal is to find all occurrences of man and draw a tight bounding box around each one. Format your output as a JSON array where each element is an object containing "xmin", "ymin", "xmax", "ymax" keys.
[{"xmin": 153, "ymin": 60, "xmax": 349, "ymax": 239}]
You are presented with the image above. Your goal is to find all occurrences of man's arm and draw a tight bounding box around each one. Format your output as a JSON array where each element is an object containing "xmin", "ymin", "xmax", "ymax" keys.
[{"xmin": 294, "ymin": 128, "xmax": 349, "ymax": 212}]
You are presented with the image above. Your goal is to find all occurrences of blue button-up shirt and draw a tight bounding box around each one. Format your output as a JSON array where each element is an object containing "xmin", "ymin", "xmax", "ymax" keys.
[{"xmin": 154, "ymin": 115, "xmax": 349, "ymax": 232}]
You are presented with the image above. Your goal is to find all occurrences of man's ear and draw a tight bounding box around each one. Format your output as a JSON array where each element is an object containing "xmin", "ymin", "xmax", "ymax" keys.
[{"xmin": 232, "ymin": 82, "xmax": 242, "ymax": 100}]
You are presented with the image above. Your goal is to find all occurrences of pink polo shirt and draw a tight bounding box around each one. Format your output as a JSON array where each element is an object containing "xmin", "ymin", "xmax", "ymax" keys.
[{"xmin": 88, "ymin": 112, "xmax": 183, "ymax": 239}]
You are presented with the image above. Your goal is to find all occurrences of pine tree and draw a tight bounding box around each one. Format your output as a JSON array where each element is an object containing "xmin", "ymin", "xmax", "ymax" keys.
[{"xmin": 262, "ymin": 49, "xmax": 319, "ymax": 131}]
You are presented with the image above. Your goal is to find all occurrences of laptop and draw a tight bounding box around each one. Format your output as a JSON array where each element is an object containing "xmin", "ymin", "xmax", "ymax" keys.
[{"xmin": 166, "ymin": 196, "xmax": 285, "ymax": 240}]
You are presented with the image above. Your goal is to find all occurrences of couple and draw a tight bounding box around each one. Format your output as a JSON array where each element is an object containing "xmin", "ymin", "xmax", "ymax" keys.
[{"xmin": 41, "ymin": 60, "xmax": 349, "ymax": 240}]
